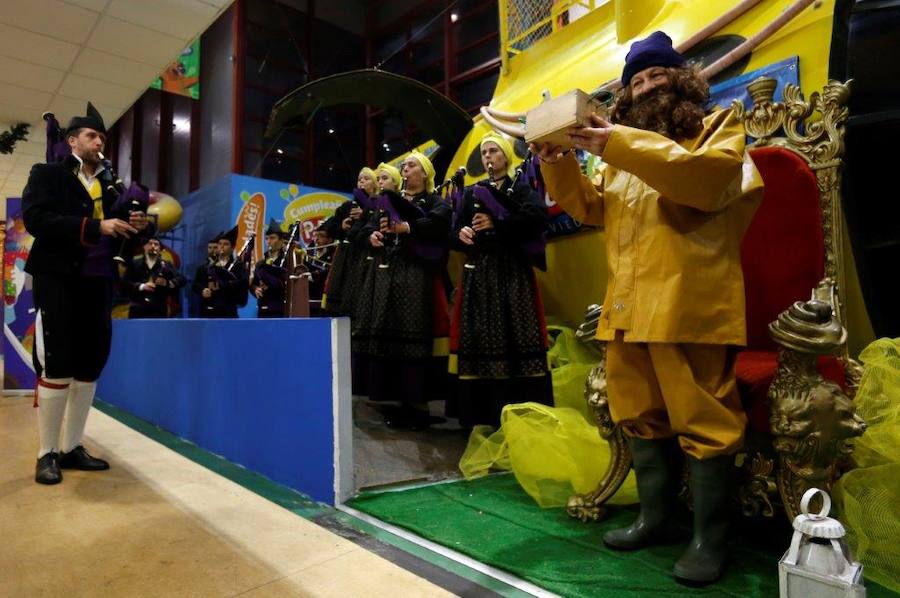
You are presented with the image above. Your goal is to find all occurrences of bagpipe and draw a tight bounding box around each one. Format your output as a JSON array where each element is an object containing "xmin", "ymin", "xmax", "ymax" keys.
[
  {"xmin": 254, "ymin": 259, "xmax": 288, "ymax": 293},
  {"xmin": 229, "ymin": 232, "xmax": 256, "ymax": 273},
  {"xmin": 373, "ymin": 177, "xmax": 451, "ymax": 267},
  {"xmin": 256, "ymin": 221, "xmax": 334, "ymax": 279},
  {"xmin": 148, "ymin": 257, "xmax": 179, "ymax": 287},
  {"xmin": 351, "ymin": 186, "xmax": 378, "ymax": 212},
  {"xmin": 206, "ymin": 233, "xmax": 255, "ymax": 307},
  {"xmin": 139, "ymin": 258, "xmax": 180, "ymax": 304},
  {"xmin": 375, "ymin": 177, "xmax": 428, "ymax": 269},
  {"xmin": 95, "ymin": 151, "xmax": 151, "ymax": 263},
  {"xmin": 472, "ymin": 164, "xmax": 500, "ymax": 243},
  {"xmin": 454, "ymin": 150, "xmax": 547, "ymax": 267},
  {"xmin": 305, "ymin": 242, "xmax": 337, "ymax": 271},
  {"xmin": 41, "ymin": 112, "xmax": 70, "ymax": 164},
  {"xmin": 437, "ymin": 165, "xmax": 467, "ymax": 202}
]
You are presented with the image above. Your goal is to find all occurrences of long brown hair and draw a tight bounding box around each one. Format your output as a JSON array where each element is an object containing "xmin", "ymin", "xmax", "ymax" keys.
[{"xmin": 609, "ymin": 65, "xmax": 709, "ymax": 140}]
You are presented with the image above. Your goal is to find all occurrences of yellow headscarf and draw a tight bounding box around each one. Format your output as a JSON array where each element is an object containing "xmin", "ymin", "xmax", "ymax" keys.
[
  {"xmin": 375, "ymin": 162, "xmax": 402, "ymax": 190},
  {"xmin": 479, "ymin": 132, "xmax": 517, "ymax": 179},
  {"xmin": 358, "ymin": 166, "xmax": 377, "ymax": 196},
  {"xmin": 407, "ymin": 150, "xmax": 436, "ymax": 193}
]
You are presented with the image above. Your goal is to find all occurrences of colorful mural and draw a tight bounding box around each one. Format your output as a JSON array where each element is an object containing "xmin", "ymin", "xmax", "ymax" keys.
[
  {"xmin": 3, "ymin": 198, "xmax": 36, "ymax": 390},
  {"xmin": 150, "ymin": 39, "xmax": 200, "ymax": 99},
  {"xmin": 178, "ymin": 174, "xmax": 350, "ymax": 317}
]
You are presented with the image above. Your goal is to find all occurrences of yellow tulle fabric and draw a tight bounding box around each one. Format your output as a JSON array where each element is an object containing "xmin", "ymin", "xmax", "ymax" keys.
[
  {"xmin": 459, "ymin": 326, "xmax": 637, "ymax": 508},
  {"xmin": 834, "ymin": 337, "xmax": 900, "ymax": 594}
]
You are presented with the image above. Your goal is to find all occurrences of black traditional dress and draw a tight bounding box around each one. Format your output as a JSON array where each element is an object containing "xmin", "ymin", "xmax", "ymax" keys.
[
  {"xmin": 352, "ymin": 190, "xmax": 451, "ymax": 407},
  {"xmin": 322, "ymin": 189, "xmax": 377, "ymax": 315},
  {"xmin": 345, "ymin": 205, "xmax": 381, "ymax": 395},
  {"xmin": 449, "ymin": 176, "xmax": 553, "ymax": 427}
]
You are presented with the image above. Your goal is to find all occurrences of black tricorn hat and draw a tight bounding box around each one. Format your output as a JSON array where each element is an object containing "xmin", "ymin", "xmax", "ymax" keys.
[
  {"xmin": 220, "ymin": 225, "xmax": 238, "ymax": 246},
  {"xmin": 209, "ymin": 230, "xmax": 224, "ymax": 244},
  {"xmin": 265, "ymin": 218, "xmax": 285, "ymax": 237},
  {"xmin": 65, "ymin": 102, "xmax": 107, "ymax": 136}
]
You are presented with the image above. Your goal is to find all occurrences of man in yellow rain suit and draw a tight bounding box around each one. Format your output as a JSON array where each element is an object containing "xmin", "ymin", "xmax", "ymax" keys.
[{"xmin": 532, "ymin": 31, "xmax": 764, "ymax": 585}]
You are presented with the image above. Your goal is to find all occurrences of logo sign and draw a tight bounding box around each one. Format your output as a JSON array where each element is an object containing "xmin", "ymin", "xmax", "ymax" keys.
[
  {"xmin": 281, "ymin": 187, "xmax": 348, "ymax": 246},
  {"xmin": 237, "ymin": 191, "xmax": 265, "ymax": 264}
]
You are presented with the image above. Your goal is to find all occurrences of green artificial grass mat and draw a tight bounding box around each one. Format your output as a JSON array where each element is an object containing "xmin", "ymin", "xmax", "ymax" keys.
[{"xmin": 348, "ymin": 473, "xmax": 899, "ymax": 598}]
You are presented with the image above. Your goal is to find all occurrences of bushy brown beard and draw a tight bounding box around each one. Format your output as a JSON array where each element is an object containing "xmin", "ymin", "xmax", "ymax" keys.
[{"xmin": 610, "ymin": 66, "xmax": 709, "ymax": 140}]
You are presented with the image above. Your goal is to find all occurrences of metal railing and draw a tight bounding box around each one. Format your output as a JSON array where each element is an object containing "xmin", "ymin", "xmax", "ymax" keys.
[{"xmin": 499, "ymin": 0, "xmax": 601, "ymax": 73}]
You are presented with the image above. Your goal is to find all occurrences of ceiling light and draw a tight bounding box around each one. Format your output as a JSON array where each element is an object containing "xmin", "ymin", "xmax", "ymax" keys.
[
  {"xmin": 450, "ymin": 12, "xmax": 459, "ymax": 22},
  {"xmin": 276, "ymin": 148, "xmax": 284, "ymax": 155}
]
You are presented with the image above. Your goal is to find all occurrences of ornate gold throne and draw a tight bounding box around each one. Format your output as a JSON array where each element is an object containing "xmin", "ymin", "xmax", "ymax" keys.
[{"xmin": 567, "ymin": 77, "xmax": 867, "ymax": 523}]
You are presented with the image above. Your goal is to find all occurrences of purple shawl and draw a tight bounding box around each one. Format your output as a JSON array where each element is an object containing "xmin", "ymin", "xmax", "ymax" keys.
[
  {"xmin": 455, "ymin": 170, "xmax": 547, "ymax": 262},
  {"xmin": 352, "ymin": 187, "xmax": 378, "ymax": 211},
  {"xmin": 376, "ymin": 192, "xmax": 445, "ymax": 261}
]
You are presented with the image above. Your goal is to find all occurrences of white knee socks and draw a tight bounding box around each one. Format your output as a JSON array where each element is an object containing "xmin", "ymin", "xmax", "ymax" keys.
[
  {"xmin": 37, "ymin": 378, "xmax": 72, "ymax": 458},
  {"xmin": 61, "ymin": 380, "xmax": 98, "ymax": 453}
]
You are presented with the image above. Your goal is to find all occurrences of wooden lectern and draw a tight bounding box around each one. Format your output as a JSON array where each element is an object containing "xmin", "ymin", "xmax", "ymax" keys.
[
  {"xmin": 283, "ymin": 249, "xmax": 312, "ymax": 317},
  {"xmin": 285, "ymin": 274, "xmax": 310, "ymax": 317}
]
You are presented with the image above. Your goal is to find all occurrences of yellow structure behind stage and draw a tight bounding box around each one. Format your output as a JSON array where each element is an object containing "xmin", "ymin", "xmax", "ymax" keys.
[{"xmin": 444, "ymin": 0, "xmax": 875, "ymax": 356}]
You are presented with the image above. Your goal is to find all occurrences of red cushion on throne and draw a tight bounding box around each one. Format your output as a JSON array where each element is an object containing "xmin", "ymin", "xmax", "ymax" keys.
[
  {"xmin": 741, "ymin": 147, "xmax": 825, "ymax": 350},
  {"xmin": 736, "ymin": 147, "xmax": 844, "ymax": 434},
  {"xmin": 737, "ymin": 351, "xmax": 847, "ymax": 434}
]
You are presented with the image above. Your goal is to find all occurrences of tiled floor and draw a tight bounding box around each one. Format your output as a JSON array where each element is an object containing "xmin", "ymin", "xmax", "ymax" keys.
[{"xmin": 0, "ymin": 395, "xmax": 453, "ymax": 598}]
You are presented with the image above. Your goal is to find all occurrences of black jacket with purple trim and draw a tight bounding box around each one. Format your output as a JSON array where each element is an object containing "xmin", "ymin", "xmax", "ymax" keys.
[{"xmin": 22, "ymin": 155, "xmax": 130, "ymax": 277}]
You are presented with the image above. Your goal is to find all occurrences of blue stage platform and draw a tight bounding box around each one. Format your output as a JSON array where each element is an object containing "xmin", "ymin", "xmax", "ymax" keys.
[{"xmin": 97, "ymin": 318, "xmax": 352, "ymax": 505}]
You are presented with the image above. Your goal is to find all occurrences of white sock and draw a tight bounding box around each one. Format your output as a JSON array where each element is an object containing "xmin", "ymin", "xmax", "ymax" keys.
[
  {"xmin": 37, "ymin": 378, "xmax": 72, "ymax": 458},
  {"xmin": 61, "ymin": 380, "xmax": 98, "ymax": 453}
]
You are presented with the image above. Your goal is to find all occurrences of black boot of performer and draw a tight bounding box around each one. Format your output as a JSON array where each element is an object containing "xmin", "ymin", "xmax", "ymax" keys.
[
  {"xmin": 58, "ymin": 446, "xmax": 110, "ymax": 471},
  {"xmin": 673, "ymin": 454, "xmax": 733, "ymax": 585},
  {"xmin": 35, "ymin": 452, "xmax": 62, "ymax": 485},
  {"xmin": 603, "ymin": 438, "xmax": 683, "ymax": 550}
]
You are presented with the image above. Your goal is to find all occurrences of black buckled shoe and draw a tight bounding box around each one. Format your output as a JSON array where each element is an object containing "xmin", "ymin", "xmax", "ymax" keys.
[
  {"xmin": 35, "ymin": 452, "xmax": 62, "ymax": 485},
  {"xmin": 58, "ymin": 446, "xmax": 110, "ymax": 471}
]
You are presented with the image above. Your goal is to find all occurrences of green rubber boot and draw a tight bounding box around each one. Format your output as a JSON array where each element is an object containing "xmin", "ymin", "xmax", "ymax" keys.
[
  {"xmin": 603, "ymin": 438, "xmax": 682, "ymax": 551},
  {"xmin": 673, "ymin": 454, "xmax": 733, "ymax": 585}
]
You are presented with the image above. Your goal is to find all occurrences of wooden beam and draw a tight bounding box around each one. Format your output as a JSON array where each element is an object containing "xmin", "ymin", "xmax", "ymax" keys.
[{"xmin": 231, "ymin": 0, "xmax": 246, "ymax": 174}]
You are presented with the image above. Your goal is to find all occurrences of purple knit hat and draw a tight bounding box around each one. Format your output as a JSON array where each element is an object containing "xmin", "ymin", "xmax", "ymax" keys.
[{"xmin": 621, "ymin": 31, "xmax": 685, "ymax": 87}]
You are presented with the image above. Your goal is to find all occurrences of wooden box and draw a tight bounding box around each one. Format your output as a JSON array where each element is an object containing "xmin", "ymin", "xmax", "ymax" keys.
[{"xmin": 524, "ymin": 90, "xmax": 609, "ymax": 149}]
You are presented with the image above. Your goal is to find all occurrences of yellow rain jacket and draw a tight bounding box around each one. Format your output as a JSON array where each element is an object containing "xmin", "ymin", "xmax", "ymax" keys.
[{"xmin": 541, "ymin": 108, "xmax": 764, "ymax": 346}]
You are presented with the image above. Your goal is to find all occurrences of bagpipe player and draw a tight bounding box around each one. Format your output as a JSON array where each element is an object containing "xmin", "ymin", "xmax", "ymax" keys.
[
  {"xmin": 197, "ymin": 226, "xmax": 249, "ymax": 318},
  {"xmin": 122, "ymin": 236, "xmax": 185, "ymax": 318},
  {"xmin": 249, "ymin": 219, "xmax": 289, "ymax": 318},
  {"xmin": 450, "ymin": 132, "xmax": 553, "ymax": 429},
  {"xmin": 23, "ymin": 102, "xmax": 152, "ymax": 484}
]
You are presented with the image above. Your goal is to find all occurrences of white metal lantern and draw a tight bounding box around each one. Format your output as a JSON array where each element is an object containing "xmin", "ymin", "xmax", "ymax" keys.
[{"xmin": 779, "ymin": 487, "xmax": 866, "ymax": 598}]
